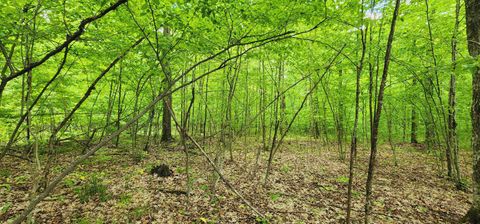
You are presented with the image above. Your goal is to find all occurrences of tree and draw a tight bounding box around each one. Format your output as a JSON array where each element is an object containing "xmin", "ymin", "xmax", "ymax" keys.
[
  {"xmin": 364, "ymin": 0, "xmax": 401, "ymax": 222},
  {"xmin": 1, "ymin": 0, "xmax": 478, "ymax": 222},
  {"xmin": 160, "ymin": 27, "xmax": 174, "ymax": 142},
  {"xmin": 346, "ymin": 0, "xmax": 367, "ymax": 221},
  {"xmin": 0, "ymin": 0, "xmax": 127, "ymax": 101},
  {"xmin": 450, "ymin": 0, "xmax": 463, "ymax": 188},
  {"xmin": 464, "ymin": 0, "xmax": 480, "ymax": 222}
]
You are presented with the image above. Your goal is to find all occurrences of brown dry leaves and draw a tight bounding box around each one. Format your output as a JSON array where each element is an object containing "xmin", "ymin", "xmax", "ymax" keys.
[{"xmin": 0, "ymin": 140, "xmax": 471, "ymax": 223}]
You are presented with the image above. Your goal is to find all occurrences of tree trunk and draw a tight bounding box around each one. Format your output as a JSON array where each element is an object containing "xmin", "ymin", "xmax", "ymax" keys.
[
  {"xmin": 102, "ymin": 78, "xmax": 116, "ymax": 139},
  {"xmin": 450, "ymin": 0, "xmax": 463, "ymax": 188},
  {"xmin": 144, "ymin": 79, "xmax": 156, "ymax": 151},
  {"xmin": 203, "ymin": 75, "xmax": 209, "ymax": 142},
  {"xmin": 337, "ymin": 69, "xmax": 345, "ymax": 160},
  {"xmin": 346, "ymin": 12, "xmax": 366, "ymax": 222},
  {"xmin": 161, "ymin": 93, "xmax": 173, "ymax": 142},
  {"xmin": 115, "ymin": 64, "xmax": 123, "ymax": 147},
  {"xmin": 364, "ymin": 0, "xmax": 401, "ymax": 222},
  {"xmin": 464, "ymin": 0, "xmax": 480, "ymax": 222},
  {"xmin": 161, "ymin": 27, "xmax": 174, "ymax": 142},
  {"xmin": 25, "ymin": 55, "xmax": 32, "ymax": 147},
  {"xmin": 411, "ymin": 79, "xmax": 418, "ymax": 144},
  {"xmin": 255, "ymin": 59, "xmax": 266, "ymax": 176},
  {"xmin": 425, "ymin": 0, "xmax": 453, "ymax": 178},
  {"xmin": 265, "ymin": 57, "xmax": 286, "ymax": 186}
]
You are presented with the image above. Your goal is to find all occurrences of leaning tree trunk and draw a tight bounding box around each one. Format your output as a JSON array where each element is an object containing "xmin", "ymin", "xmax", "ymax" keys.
[
  {"xmin": 464, "ymin": 0, "xmax": 480, "ymax": 222},
  {"xmin": 364, "ymin": 0, "xmax": 401, "ymax": 222}
]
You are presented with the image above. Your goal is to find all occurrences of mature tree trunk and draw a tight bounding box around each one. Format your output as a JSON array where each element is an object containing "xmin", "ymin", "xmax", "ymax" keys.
[
  {"xmin": 161, "ymin": 89, "xmax": 173, "ymax": 142},
  {"xmin": 364, "ymin": 0, "xmax": 401, "ymax": 222},
  {"xmin": 161, "ymin": 27, "xmax": 174, "ymax": 142},
  {"xmin": 464, "ymin": 0, "xmax": 480, "ymax": 222}
]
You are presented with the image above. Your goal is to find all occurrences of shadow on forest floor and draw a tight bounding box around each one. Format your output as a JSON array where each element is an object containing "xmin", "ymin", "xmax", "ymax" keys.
[{"xmin": 0, "ymin": 139, "xmax": 472, "ymax": 223}]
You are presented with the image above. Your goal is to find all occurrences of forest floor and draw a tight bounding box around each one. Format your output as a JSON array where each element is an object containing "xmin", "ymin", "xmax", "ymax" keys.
[{"xmin": 0, "ymin": 139, "xmax": 472, "ymax": 223}]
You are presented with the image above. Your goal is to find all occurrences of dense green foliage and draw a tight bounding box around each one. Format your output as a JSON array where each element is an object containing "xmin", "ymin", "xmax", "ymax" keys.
[{"xmin": 0, "ymin": 0, "xmax": 474, "ymax": 150}]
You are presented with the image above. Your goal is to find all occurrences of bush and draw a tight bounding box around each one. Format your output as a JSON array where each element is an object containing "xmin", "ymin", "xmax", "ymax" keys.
[
  {"xmin": 131, "ymin": 150, "xmax": 148, "ymax": 163},
  {"xmin": 76, "ymin": 175, "xmax": 110, "ymax": 203}
]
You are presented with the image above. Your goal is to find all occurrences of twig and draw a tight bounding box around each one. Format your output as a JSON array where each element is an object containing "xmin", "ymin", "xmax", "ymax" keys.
[{"xmin": 164, "ymin": 95, "xmax": 265, "ymax": 218}]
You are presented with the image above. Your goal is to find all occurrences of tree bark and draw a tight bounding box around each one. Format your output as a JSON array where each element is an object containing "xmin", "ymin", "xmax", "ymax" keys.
[
  {"xmin": 364, "ymin": 0, "xmax": 401, "ymax": 222},
  {"xmin": 161, "ymin": 27, "xmax": 174, "ymax": 142},
  {"xmin": 346, "ymin": 12, "xmax": 366, "ymax": 222},
  {"xmin": 465, "ymin": 0, "xmax": 480, "ymax": 222}
]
